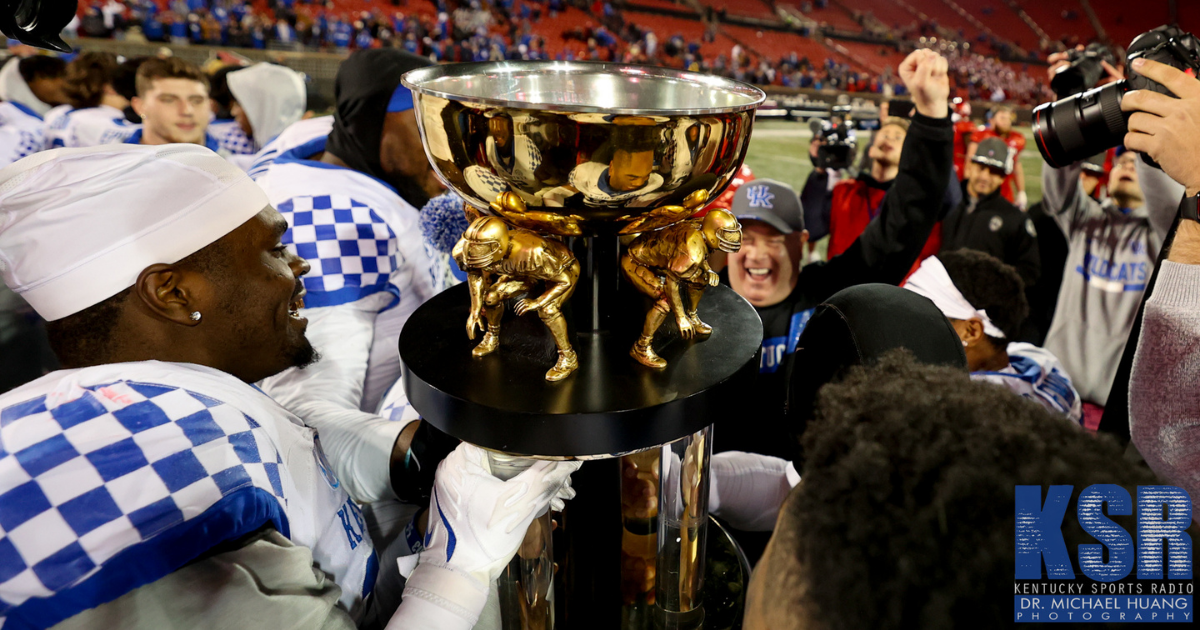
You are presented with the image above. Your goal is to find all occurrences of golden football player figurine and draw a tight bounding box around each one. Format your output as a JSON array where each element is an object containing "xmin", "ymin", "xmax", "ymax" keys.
[
  {"xmin": 621, "ymin": 209, "xmax": 742, "ymax": 368},
  {"xmin": 453, "ymin": 215, "xmax": 582, "ymax": 381}
]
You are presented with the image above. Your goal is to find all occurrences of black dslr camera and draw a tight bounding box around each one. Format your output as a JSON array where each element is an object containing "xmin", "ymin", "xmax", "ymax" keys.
[
  {"xmin": 1050, "ymin": 42, "xmax": 1118, "ymax": 99},
  {"xmin": 0, "ymin": 0, "xmax": 77, "ymax": 52},
  {"xmin": 1033, "ymin": 25, "xmax": 1200, "ymax": 167},
  {"xmin": 810, "ymin": 105, "xmax": 857, "ymax": 170}
]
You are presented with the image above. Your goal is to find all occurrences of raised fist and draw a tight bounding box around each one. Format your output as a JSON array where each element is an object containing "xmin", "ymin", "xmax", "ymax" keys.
[{"xmin": 899, "ymin": 49, "xmax": 949, "ymax": 119}]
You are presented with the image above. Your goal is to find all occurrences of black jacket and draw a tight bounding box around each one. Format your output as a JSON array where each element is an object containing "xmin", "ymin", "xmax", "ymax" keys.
[
  {"xmin": 717, "ymin": 112, "xmax": 954, "ymax": 457},
  {"xmin": 941, "ymin": 183, "xmax": 1041, "ymax": 288}
]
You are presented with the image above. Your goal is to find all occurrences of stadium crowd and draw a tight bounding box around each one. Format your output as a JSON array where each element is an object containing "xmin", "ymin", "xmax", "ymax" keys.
[
  {"xmin": 61, "ymin": 0, "xmax": 1055, "ymax": 101},
  {"xmin": 0, "ymin": 7, "xmax": 1200, "ymax": 629}
]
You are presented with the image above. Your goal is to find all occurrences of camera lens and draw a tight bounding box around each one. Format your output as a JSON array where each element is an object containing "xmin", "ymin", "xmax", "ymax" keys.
[
  {"xmin": 12, "ymin": 0, "xmax": 40, "ymax": 31},
  {"xmin": 1032, "ymin": 81, "xmax": 1128, "ymax": 168}
]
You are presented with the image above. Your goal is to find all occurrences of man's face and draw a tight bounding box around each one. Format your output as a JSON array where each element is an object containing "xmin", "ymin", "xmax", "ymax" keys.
[
  {"xmin": 867, "ymin": 123, "xmax": 906, "ymax": 170},
  {"xmin": 231, "ymin": 101, "xmax": 253, "ymax": 138},
  {"xmin": 609, "ymin": 149, "xmax": 654, "ymax": 192},
  {"xmin": 133, "ymin": 78, "xmax": 210, "ymax": 145},
  {"xmin": 1107, "ymin": 153, "xmax": 1144, "ymax": 205},
  {"xmin": 966, "ymin": 161, "xmax": 1006, "ymax": 198},
  {"xmin": 380, "ymin": 110, "xmax": 444, "ymax": 203},
  {"xmin": 992, "ymin": 109, "xmax": 1013, "ymax": 134},
  {"xmin": 28, "ymin": 77, "xmax": 68, "ymax": 107},
  {"xmin": 194, "ymin": 208, "xmax": 315, "ymax": 383},
  {"xmin": 727, "ymin": 221, "xmax": 804, "ymax": 307}
]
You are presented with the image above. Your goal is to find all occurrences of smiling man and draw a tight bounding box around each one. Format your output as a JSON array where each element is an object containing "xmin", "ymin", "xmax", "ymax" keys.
[
  {"xmin": 720, "ymin": 48, "xmax": 954, "ymax": 458},
  {"xmin": 0, "ymin": 144, "xmax": 578, "ymax": 630},
  {"xmin": 123, "ymin": 57, "xmax": 220, "ymax": 151}
]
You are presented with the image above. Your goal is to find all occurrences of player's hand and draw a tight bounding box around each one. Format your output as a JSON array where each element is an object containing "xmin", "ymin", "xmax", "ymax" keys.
[
  {"xmin": 466, "ymin": 310, "xmax": 484, "ymax": 339},
  {"xmin": 677, "ymin": 315, "xmax": 696, "ymax": 340},
  {"xmin": 1122, "ymin": 58, "xmax": 1200, "ymax": 196},
  {"xmin": 515, "ymin": 298, "xmax": 543, "ymax": 316},
  {"xmin": 899, "ymin": 49, "xmax": 949, "ymax": 119},
  {"xmin": 707, "ymin": 270, "xmax": 720, "ymax": 287}
]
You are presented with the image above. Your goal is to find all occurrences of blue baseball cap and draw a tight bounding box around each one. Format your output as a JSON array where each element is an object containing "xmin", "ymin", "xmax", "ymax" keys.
[
  {"xmin": 387, "ymin": 84, "xmax": 414, "ymax": 113},
  {"xmin": 730, "ymin": 178, "xmax": 804, "ymax": 235}
]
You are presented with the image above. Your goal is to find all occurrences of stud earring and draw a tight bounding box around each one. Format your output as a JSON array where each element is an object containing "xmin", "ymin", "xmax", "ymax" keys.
[{"xmin": 190, "ymin": 311, "xmax": 202, "ymax": 322}]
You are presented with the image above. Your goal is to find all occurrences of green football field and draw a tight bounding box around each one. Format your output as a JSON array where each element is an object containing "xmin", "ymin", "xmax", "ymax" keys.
[{"xmin": 742, "ymin": 120, "xmax": 1044, "ymax": 203}]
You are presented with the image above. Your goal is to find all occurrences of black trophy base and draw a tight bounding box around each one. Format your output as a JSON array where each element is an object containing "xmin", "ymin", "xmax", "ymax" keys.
[{"xmin": 399, "ymin": 283, "xmax": 762, "ymax": 457}]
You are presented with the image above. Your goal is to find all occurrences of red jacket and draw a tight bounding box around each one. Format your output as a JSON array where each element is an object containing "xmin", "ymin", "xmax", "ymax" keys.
[{"xmin": 827, "ymin": 176, "xmax": 940, "ymax": 276}]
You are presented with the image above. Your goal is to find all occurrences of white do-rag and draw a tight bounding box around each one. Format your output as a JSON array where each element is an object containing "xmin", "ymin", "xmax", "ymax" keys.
[
  {"xmin": 0, "ymin": 144, "xmax": 270, "ymax": 321},
  {"xmin": 227, "ymin": 63, "xmax": 307, "ymax": 150},
  {"xmin": 902, "ymin": 255, "xmax": 1007, "ymax": 339}
]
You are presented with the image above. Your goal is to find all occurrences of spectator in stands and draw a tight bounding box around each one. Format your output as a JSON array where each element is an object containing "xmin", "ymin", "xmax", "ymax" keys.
[
  {"xmin": 720, "ymin": 48, "xmax": 953, "ymax": 457},
  {"xmin": 966, "ymin": 104, "xmax": 1027, "ymax": 208},
  {"xmin": 43, "ymin": 52, "xmax": 132, "ymax": 149},
  {"xmin": 127, "ymin": 56, "xmax": 220, "ymax": 150},
  {"xmin": 744, "ymin": 351, "xmax": 1155, "ymax": 630},
  {"xmin": 905, "ymin": 250, "xmax": 1081, "ymax": 423},
  {"xmin": 940, "ymin": 137, "xmax": 1039, "ymax": 288}
]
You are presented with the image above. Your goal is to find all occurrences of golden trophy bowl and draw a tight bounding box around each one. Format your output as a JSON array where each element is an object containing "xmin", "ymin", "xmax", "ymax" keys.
[
  {"xmin": 401, "ymin": 61, "xmax": 765, "ymax": 236},
  {"xmin": 399, "ymin": 61, "xmax": 768, "ymax": 629}
]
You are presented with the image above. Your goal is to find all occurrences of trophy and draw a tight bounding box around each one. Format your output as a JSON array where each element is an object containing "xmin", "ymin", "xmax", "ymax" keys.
[{"xmin": 401, "ymin": 61, "xmax": 765, "ymax": 629}]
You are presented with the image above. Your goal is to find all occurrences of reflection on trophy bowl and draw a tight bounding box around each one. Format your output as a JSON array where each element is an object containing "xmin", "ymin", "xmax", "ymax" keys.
[{"xmin": 402, "ymin": 61, "xmax": 765, "ymax": 236}]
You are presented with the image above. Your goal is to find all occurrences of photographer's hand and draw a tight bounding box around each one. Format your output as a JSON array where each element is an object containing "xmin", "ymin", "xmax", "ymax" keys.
[
  {"xmin": 1122, "ymin": 58, "xmax": 1200, "ymax": 196},
  {"xmin": 1046, "ymin": 48, "xmax": 1079, "ymax": 82},
  {"xmin": 899, "ymin": 49, "xmax": 949, "ymax": 119}
]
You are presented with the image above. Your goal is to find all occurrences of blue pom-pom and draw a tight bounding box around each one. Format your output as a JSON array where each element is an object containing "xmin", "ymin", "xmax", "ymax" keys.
[{"xmin": 419, "ymin": 192, "xmax": 471, "ymax": 254}]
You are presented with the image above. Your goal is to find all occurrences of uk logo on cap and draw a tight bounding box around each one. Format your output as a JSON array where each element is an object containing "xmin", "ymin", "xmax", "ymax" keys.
[{"xmin": 746, "ymin": 185, "xmax": 774, "ymax": 209}]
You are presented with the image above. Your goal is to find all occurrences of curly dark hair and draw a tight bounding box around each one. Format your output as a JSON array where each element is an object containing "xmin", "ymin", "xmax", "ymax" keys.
[
  {"xmin": 17, "ymin": 56, "xmax": 65, "ymax": 84},
  {"xmin": 939, "ymin": 248, "xmax": 1029, "ymax": 343},
  {"xmin": 765, "ymin": 351, "xmax": 1169, "ymax": 630},
  {"xmin": 62, "ymin": 52, "xmax": 120, "ymax": 109}
]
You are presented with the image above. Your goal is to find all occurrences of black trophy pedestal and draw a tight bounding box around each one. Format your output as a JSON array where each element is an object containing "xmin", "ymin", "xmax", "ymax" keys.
[
  {"xmin": 399, "ymin": 271, "xmax": 762, "ymax": 629},
  {"xmin": 400, "ymin": 282, "xmax": 763, "ymax": 457}
]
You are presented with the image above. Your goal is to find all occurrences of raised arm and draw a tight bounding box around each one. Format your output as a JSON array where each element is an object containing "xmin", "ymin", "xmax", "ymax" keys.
[{"xmin": 798, "ymin": 50, "xmax": 953, "ymax": 298}]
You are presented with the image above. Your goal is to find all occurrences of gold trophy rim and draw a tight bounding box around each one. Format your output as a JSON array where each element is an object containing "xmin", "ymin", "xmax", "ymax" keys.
[{"xmin": 400, "ymin": 60, "xmax": 767, "ymax": 118}]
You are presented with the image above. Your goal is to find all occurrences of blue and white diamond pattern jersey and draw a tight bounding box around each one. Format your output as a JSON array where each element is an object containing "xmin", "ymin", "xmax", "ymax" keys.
[
  {"xmin": 280, "ymin": 195, "xmax": 401, "ymax": 308},
  {"xmin": 0, "ymin": 381, "xmax": 288, "ymax": 623}
]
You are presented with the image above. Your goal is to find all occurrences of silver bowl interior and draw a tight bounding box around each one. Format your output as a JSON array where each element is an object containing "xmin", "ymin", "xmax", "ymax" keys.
[{"xmin": 402, "ymin": 61, "xmax": 765, "ymax": 116}]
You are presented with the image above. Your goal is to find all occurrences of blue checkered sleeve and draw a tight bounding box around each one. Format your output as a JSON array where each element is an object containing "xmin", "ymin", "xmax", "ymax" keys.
[
  {"xmin": 0, "ymin": 382, "xmax": 289, "ymax": 624},
  {"xmin": 279, "ymin": 195, "xmax": 401, "ymax": 309}
]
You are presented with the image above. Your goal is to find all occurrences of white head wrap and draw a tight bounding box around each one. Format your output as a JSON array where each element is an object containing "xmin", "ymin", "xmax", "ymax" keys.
[
  {"xmin": 903, "ymin": 256, "xmax": 1007, "ymax": 339},
  {"xmin": 0, "ymin": 57, "xmax": 54, "ymax": 117},
  {"xmin": 227, "ymin": 63, "xmax": 307, "ymax": 150},
  {"xmin": 0, "ymin": 144, "xmax": 269, "ymax": 321}
]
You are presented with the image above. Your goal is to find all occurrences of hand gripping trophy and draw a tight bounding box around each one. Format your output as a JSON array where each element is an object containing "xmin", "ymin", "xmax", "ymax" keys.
[
  {"xmin": 453, "ymin": 212, "xmax": 582, "ymax": 381},
  {"xmin": 621, "ymin": 209, "xmax": 743, "ymax": 368}
]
